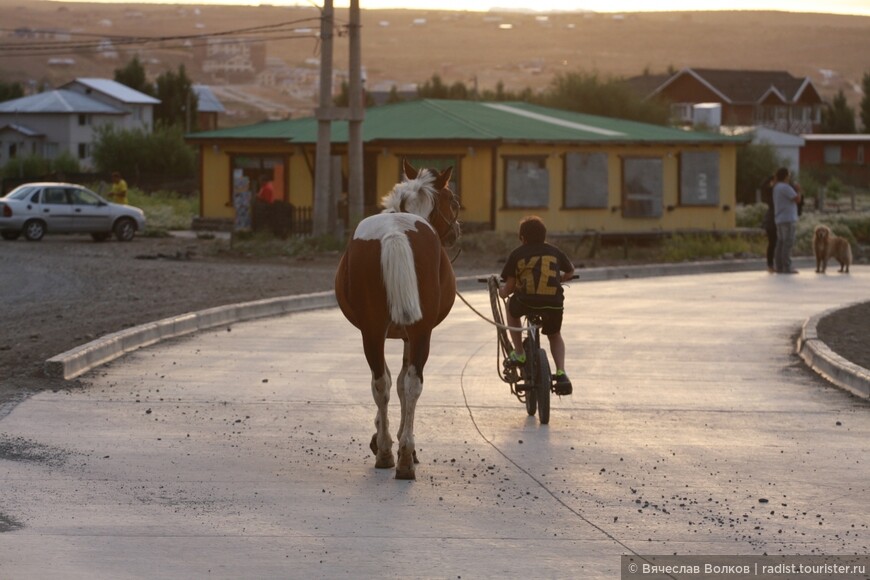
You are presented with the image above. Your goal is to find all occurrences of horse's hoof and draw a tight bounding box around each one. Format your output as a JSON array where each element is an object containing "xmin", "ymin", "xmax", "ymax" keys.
[
  {"xmin": 412, "ymin": 450, "xmax": 419, "ymax": 464},
  {"xmin": 395, "ymin": 468, "xmax": 416, "ymax": 480},
  {"xmin": 375, "ymin": 455, "xmax": 395, "ymax": 469}
]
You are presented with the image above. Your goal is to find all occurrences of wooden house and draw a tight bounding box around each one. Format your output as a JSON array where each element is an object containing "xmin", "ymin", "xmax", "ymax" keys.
[{"xmin": 626, "ymin": 68, "xmax": 824, "ymax": 135}]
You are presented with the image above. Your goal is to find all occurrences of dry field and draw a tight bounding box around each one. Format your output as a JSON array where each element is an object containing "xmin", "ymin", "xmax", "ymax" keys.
[{"xmin": 1, "ymin": 2, "xmax": 869, "ymax": 122}]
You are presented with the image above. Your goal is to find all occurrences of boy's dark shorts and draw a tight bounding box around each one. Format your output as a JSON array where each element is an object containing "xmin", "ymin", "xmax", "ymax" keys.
[{"xmin": 508, "ymin": 296, "xmax": 564, "ymax": 335}]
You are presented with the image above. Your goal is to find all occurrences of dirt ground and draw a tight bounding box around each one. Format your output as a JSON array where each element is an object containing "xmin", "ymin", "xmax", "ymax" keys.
[{"xmin": 1, "ymin": 234, "xmax": 867, "ymax": 406}]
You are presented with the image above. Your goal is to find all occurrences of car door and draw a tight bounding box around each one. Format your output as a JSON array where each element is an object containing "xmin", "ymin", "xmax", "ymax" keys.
[
  {"xmin": 38, "ymin": 186, "xmax": 75, "ymax": 232},
  {"xmin": 68, "ymin": 187, "xmax": 111, "ymax": 233}
]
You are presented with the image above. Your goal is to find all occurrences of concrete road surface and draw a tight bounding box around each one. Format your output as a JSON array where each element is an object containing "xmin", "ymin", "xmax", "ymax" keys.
[{"xmin": 1, "ymin": 268, "xmax": 868, "ymax": 579}]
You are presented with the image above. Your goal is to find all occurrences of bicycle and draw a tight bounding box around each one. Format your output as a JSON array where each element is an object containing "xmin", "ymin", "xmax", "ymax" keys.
[{"xmin": 479, "ymin": 275, "xmax": 561, "ymax": 424}]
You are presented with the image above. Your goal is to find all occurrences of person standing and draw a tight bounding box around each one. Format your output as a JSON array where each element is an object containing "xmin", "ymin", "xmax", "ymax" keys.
[
  {"xmin": 772, "ymin": 167, "xmax": 802, "ymax": 274},
  {"xmin": 257, "ymin": 175, "xmax": 274, "ymax": 204},
  {"xmin": 108, "ymin": 172, "xmax": 128, "ymax": 205},
  {"xmin": 760, "ymin": 174, "xmax": 777, "ymax": 273}
]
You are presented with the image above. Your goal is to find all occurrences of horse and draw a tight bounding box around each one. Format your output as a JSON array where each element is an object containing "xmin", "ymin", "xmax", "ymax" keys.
[{"xmin": 334, "ymin": 159, "xmax": 460, "ymax": 480}]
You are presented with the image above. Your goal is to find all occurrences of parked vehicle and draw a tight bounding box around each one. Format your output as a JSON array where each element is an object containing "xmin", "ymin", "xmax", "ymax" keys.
[{"xmin": 0, "ymin": 183, "xmax": 146, "ymax": 242}]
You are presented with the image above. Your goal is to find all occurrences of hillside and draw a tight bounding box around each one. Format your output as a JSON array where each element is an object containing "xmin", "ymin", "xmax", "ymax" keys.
[{"xmin": 1, "ymin": 1, "xmax": 868, "ymax": 124}]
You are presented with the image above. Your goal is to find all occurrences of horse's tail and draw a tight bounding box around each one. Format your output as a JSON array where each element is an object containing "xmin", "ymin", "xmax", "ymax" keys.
[{"xmin": 380, "ymin": 231, "xmax": 422, "ymax": 326}]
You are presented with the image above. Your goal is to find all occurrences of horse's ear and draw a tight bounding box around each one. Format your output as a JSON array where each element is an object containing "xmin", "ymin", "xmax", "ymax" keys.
[
  {"xmin": 434, "ymin": 166, "xmax": 453, "ymax": 190},
  {"xmin": 402, "ymin": 159, "xmax": 419, "ymax": 181}
]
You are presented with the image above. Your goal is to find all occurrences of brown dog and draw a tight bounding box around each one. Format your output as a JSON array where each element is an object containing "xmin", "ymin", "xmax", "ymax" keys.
[{"xmin": 813, "ymin": 225, "xmax": 852, "ymax": 273}]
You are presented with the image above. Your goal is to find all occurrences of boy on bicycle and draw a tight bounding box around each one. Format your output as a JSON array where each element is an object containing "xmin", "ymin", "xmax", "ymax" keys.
[{"xmin": 498, "ymin": 216, "xmax": 575, "ymax": 395}]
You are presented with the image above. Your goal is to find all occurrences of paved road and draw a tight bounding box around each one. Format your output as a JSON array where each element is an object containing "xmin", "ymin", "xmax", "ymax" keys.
[{"xmin": 1, "ymin": 268, "xmax": 868, "ymax": 579}]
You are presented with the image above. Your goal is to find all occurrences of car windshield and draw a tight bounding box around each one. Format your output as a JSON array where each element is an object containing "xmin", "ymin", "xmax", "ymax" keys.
[{"xmin": 4, "ymin": 185, "xmax": 40, "ymax": 200}]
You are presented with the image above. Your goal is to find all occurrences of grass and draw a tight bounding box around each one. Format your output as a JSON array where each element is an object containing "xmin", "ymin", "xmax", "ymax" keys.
[
  {"xmin": 127, "ymin": 188, "xmax": 199, "ymax": 235},
  {"xmin": 220, "ymin": 231, "xmax": 345, "ymax": 259}
]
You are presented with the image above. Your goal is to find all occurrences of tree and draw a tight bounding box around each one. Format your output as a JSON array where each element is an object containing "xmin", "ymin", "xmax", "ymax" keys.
[
  {"xmin": 333, "ymin": 81, "xmax": 375, "ymax": 108},
  {"xmin": 540, "ymin": 71, "xmax": 670, "ymax": 125},
  {"xmin": 385, "ymin": 85, "xmax": 405, "ymax": 105},
  {"xmin": 819, "ymin": 89, "xmax": 856, "ymax": 133},
  {"xmin": 860, "ymin": 72, "xmax": 870, "ymax": 133},
  {"xmin": 91, "ymin": 124, "xmax": 195, "ymax": 180},
  {"xmin": 735, "ymin": 142, "xmax": 785, "ymax": 205},
  {"xmin": 417, "ymin": 74, "xmax": 450, "ymax": 99},
  {"xmin": 114, "ymin": 56, "xmax": 153, "ymax": 96},
  {"xmin": 0, "ymin": 80, "xmax": 24, "ymax": 102},
  {"xmin": 153, "ymin": 65, "xmax": 198, "ymax": 131}
]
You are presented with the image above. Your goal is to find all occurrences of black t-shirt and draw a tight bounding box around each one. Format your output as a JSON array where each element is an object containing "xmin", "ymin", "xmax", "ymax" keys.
[{"xmin": 500, "ymin": 242, "xmax": 574, "ymax": 307}]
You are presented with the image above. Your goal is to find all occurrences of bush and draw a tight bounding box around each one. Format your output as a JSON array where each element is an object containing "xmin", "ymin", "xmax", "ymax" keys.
[
  {"xmin": 1, "ymin": 152, "xmax": 81, "ymax": 179},
  {"xmin": 736, "ymin": 203, "xmax": 768, "ymax": 228},
  {"xmin": 91, "ymin": 124, "xmax": 196, "ymax": 180}
]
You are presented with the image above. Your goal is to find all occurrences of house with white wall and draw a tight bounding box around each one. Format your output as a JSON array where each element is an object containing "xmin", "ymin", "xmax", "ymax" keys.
[
  {"xmin": 61, "ymin": 78, "xmax": 159, "ymax": 133},
  {"xmin": 0, "ymin": 79, "xmax": 158, "ymax": 170}
]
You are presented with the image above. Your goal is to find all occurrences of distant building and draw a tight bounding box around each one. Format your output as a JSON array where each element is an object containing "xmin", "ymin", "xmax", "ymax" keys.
[
  {"xmin": 186, "ymin": 99, "xmax": 748, "ymax": 234},
  {"xmin": 193, "ymin": 85, "xmax": 225, "ymax": 131},
  {"xmin": 0, "ymin": 79, "xmax": 158, "ymax": 169},
  {"xmin": 195, "ymin": 38, "xmax": 266, "ymax": 83},
  {"xmin": 800, "ymin": 134, "xmax": 870, "ymax": 187},
  {"xmin": 626, "ymin": 68, "xmax": 824, "ymax": 135}
]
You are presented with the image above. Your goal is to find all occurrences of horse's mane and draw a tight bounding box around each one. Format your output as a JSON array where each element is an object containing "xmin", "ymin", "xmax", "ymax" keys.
[{"xmin": 380, "ymin": 169, "xmax": 436, "ymax": 219}]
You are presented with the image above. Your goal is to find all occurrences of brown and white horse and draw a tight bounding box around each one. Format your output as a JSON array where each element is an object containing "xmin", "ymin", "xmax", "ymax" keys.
[{"xmin": 334, "ymin": 160, "xmax": 460, "ymax": 480}]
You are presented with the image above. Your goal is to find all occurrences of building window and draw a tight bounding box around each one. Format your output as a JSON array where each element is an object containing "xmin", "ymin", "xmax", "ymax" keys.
[
  {"xmin": 857, "ymin": 145, "xmax": 865, "ymax": 165},
  {"xmin": 504, "ymin": 156, "xmax": 549, "ymax": 208},
  {"xmin": 77, "ymin": 143, "xmax": 88, "ymax": 159},
  {"xmin": 230, "ymin": 155, "xmax": 287, "ymax": 205},
  {"xmin": 621, "ymin": 157, "xmax": 663, "ymax": 218},
  {"xmin": 823, "ymin": 145, "xmax": 842, "ymax": 165},
  {"xmin": 402, "ymin": 156, "xmax": 461, "ymax": 202},
  {"xmin": 680, "ymin": 151, "xmax": 720, "ymax": 206},
  {"xmin": 78, "ymin": 114, "xmax": 90, "ymax": 126},
  {"xmin": 670, "ymin": 103, "xmax": 693, "ymax": 123},
  {"xmin": 564, "ymin": 152, "xmax": 608, "ymax": 209}
]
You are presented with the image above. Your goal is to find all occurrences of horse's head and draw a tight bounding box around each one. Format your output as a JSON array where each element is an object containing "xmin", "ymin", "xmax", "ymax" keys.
[{"xmin": 381, "ymin": 160, "xmax": 461, "ymax": 247}]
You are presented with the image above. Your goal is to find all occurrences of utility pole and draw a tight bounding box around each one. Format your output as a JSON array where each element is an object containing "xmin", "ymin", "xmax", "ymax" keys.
[
  {"xmin": 347, "ymin": 0, "xmax": 364, "ymax": 228},
  {"xmin": 313, "ymin": 0, "xmax": 334, "ymax": 237}
]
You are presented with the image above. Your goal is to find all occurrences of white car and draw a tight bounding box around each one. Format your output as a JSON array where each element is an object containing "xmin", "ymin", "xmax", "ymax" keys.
[{"xmin": 0, "ymin": 182, "xmax": 146, "ymax": 242}]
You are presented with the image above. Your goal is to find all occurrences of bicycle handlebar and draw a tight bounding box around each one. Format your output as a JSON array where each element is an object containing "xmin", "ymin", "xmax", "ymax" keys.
[{"xmin": 476, "ymin": 274, "xmax": 579, "ymax": 283}]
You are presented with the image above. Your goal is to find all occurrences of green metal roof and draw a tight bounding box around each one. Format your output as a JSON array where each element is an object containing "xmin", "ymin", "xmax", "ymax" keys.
[{"xmin": 186, "ymin": 99, "xmax": 747, "ymax": 145}]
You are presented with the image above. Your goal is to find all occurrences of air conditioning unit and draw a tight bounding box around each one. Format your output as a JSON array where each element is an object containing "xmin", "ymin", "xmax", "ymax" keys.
[{"xmin": 693, "ymin": 103, "xmax": 722, "ymax": 128}]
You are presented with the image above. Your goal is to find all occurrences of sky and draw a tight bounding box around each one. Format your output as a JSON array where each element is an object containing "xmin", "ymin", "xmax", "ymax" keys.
[
  {"xmin": 64, "ymin": 0, "xmax": 870, "ymax": 17},
  {"xmin": 318, "ymin": 0, "xmax": 870, "ymax": 16}
]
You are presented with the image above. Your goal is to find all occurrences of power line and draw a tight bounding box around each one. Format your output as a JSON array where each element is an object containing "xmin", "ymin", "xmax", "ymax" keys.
[{"xmin": 0, "ymin": 16, "xmax": 349, "ymax": 58}]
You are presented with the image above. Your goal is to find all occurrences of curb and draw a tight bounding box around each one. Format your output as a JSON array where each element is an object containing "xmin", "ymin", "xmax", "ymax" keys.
[
  {"xmin": 45, "ymin": 291, "xmax": 337, "ymax": 380},
  {"xmin": 43, "ymin": 257, "xmax": 852, "ymax": 386},
  {"xmin": 797, "ymin": 303, "xmax": 870, "ymax": 400}
]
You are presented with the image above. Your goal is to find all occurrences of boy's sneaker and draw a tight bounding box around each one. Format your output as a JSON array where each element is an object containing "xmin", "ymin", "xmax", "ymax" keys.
[
  {"xmin": 504, "ymin": 351, "xmax": 526, "ymax": 368},
  {"xmin": 553, "ymin": 371, "xmax": 572, "ymax": 395}
]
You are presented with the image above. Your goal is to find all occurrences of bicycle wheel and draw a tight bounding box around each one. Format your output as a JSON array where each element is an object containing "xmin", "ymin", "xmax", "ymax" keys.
[
  {"xmin": 525, "ymin": 377, "xmax": 538, "ymax": 416},
  {"xmin": 536, "ymin": 348, "xmax": 551, "ymax": 425}
]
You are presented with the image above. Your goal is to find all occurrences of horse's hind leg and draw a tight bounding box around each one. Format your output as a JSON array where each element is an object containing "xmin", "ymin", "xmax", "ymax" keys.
[
  {"xmin": 370, "ymin": 368, "xmax": 395, "ymax": 469},
  {"xmin": 395, "ymin": 340, "xmax": 419, "ymax": 467},
  {"xmin": 363, "ymin": 334, "xmax": 394, "ymax": 469},
  {"xmin": 396, "ymin": 334, "xmax": 431, "ymax": 480}
]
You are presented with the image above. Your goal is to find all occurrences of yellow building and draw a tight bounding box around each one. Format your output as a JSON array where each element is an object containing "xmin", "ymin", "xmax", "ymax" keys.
[{"xmin": 185, "ymin": 99, "xmax": 748, "ymax": 234}]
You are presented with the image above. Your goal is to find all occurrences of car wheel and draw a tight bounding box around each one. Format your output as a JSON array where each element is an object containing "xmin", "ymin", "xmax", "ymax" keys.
[
  {"xmin": 113, "ymin": 218, "xmax": 136, "ymax": 242},
  {"xmin": 91, "ymin": 232, "xmax": 110, "ymax": 242},
  {"xmin": 1, "ymin": 231, "xmax": 21, "ymax": 241},
  {"xmin": 23, "ymin": 220, "xmax": 46, "ymax": 241}
]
